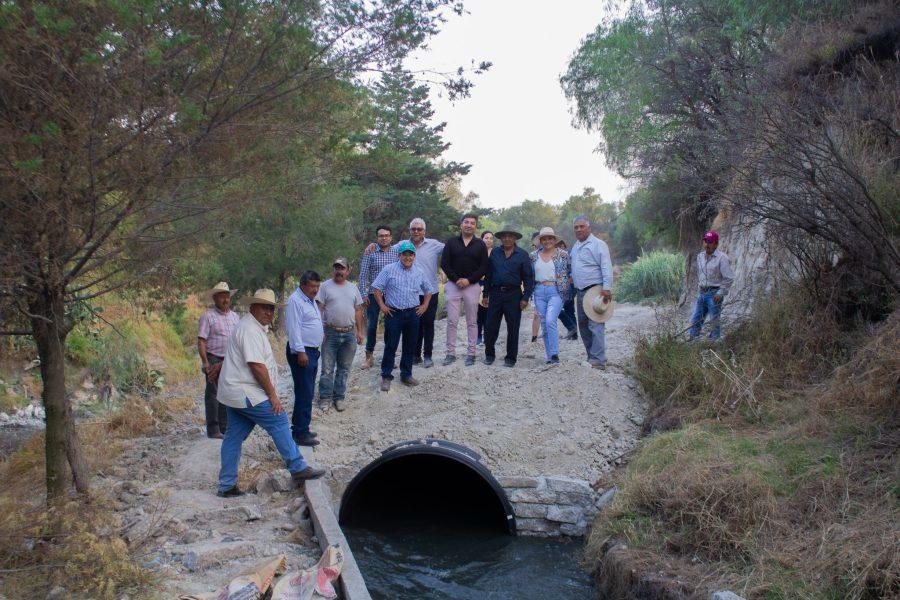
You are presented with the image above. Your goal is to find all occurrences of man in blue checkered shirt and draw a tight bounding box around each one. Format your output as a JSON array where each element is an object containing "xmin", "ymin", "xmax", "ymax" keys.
[
  {"xmin": 358, "ymin": 224, "xmax": 399, "ymax": 369},
  {"xmin": 371, "ymin": 241, "xmax": 435, "ymax": 392}
]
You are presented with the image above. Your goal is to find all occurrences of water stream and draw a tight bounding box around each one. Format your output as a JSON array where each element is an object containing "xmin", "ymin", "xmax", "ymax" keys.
[{"xmin": 345, "ymin": 522, "xmax": 593, "ymax": 599}]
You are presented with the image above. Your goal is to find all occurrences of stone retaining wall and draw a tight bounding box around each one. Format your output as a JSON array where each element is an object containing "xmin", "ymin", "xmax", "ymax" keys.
[{"xmin": 498, "ymin": 475, "xmax": 615, "ymax": 537}]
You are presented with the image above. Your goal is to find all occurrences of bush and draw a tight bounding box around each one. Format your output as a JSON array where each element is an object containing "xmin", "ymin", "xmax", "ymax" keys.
[
  {"xmin": 88, "ymin": 326, "xmax": 157, "ymax": 397},
  {"xmin": 616, "ymin": 251, "xmax": 684, "ymax": 303}
]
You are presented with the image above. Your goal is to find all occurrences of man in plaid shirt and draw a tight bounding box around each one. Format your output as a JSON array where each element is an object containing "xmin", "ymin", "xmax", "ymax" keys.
[{"xmin": 358, "ymin": 224, "xmax": 398, "ymax": 369}]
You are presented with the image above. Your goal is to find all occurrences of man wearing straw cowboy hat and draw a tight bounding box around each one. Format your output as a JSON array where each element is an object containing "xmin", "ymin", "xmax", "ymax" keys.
[
  {"xmin": 570, "ymin": 215, "xmax": 614, "ymax": 368},
  {"xmin": 198, "ymin": 282, "xmax": 240, "ymax": 439},
  {"xmin": 216, "ymin": 289, "xmax": 326, "ymax": 498}
]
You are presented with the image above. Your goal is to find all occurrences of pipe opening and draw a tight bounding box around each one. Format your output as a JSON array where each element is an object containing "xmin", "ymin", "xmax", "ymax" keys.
[{"xmin": 340, "ymin": 442, "xmax": 514, "ymax": 535}]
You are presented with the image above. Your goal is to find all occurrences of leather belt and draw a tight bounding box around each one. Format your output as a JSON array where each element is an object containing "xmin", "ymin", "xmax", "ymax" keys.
[
  {"xmin": 700, "ymin": 286, "xmax": 720, "ymax": 292},
  {"xmin": 537, "ymin": 281, "xmax": 556, "ymax": 286},
  {"xmin": 325, "ymin": 324, "xmax": 354, "ymax": 333},
  {"xmin": 493, "ymin": 285, "xmax": 520, "ymax": 293},
  {"xmin": 577, "ymin": 283, "xmax": 598, "ymax": 293}
]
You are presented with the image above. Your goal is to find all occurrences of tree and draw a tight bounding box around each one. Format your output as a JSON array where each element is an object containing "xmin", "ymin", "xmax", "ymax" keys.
[{"xmin": 0, "ymin": 0, "xmax": 464, "ymax": 500}]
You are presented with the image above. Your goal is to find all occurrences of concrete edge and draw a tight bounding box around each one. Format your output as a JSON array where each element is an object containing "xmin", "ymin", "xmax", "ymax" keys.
[{"xmin": 300, "ymin": 446, "xmax": 371, "ymax": 600}]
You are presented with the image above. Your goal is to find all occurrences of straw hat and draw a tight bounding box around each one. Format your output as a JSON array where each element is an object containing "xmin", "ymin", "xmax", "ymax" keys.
[
  {"xmin": 239, "ymin": 288, "xmax": 284, "ymax": 308},
  {"xmin": 582, "ymin": 286, "xmax": 615, "ymax": 323},
  {"xmin": 537, "ymin": 226, "xmax": 558, "ymax": 241},
  {"xmin": 205, "ymin": 281, "xmax": 238, "ymax": 300}
]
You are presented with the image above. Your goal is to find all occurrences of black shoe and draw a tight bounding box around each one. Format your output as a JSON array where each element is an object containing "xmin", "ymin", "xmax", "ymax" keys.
[
  {"xmin": 293, "ymin": 433, "xmax": 320, "ymax": 447},
  {"xmin": 565, "ymin": 330, "xmax": 578, "ymax": 340},
  {"xmin": 207, "ymin": 432, "xmax": 224, "ymax": 439},
  {"xmin": 484, "ymin": 356, "xmax": 495, "ymax": 365},
  {"xmin": 550, "ymin": 355, "xmax": 560, "ymax": 364},
  {"xmin": 465, "ymin": 355, "xmax": 476, "ymax": 366},
  {"xmin": 291, "ymin": 466, "xmax": 326, "ymax": 482},
  {"xmin": 413, "ymin": 356, "xmax": 422, "ymax": 365},
  {"xmin": 216, "ymin": 486, "xmax": 245, "ymax": 498},
  {"xmin": 401, "ymin": 376, "xmax": 420, "ymax": 386},
  {"xmin": 503, "ymin": 358, "xmax": 516, "ymax": 368},
  {"xmin": 531, "ymin": 336, "xmax": 537, "ymax": 343}
]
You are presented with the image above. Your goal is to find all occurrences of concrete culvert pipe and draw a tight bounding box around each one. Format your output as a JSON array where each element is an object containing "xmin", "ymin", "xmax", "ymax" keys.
[{"xmin": 339, "ymin": 439, "xmax": 516, "ymax": 534}]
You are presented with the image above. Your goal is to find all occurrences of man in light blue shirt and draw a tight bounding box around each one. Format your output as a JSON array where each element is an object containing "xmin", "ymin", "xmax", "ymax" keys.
[
  {"xmin": 366, "ymin": 217, "xmax": 444, "ymax": 367},
  {"xmin": 285, "ymin": 270, "xmax": 324, "ymax": 446},
  {"xmin": 371, "ymin": 241, "xmax": 435, "ymax": 392},
  {"xmin": 570, "ymin": 215, "xmax": 614, "ymax": 368}
]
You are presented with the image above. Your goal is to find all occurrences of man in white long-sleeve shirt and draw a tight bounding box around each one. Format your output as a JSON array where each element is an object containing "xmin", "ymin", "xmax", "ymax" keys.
[
  {"xmin": 570, "ymin": 215, "xmax": 614, "ymax": 368},
  {"xmin": 690, "ymin": 230, "xmax": 734, "ymax": 340},
  {"xmin": 285, "ymin": 270, "xmax": 324, "ymax": 447}
]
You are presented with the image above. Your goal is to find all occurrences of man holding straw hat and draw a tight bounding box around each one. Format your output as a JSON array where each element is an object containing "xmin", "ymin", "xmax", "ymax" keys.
[
  {"xmin": 570, "ymin": 215, "xmax": 614, "ymax": 368},
  {"xmin": 198, "ymin": 281, "xmax": 240, "ymax": 439},
  {"xmin": 216, "ymin": 288, "xmax": 326, "ymax": 498}
]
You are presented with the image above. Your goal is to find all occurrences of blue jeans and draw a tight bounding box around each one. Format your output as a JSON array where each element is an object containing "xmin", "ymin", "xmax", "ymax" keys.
[
  {"xmin": 218, "ymin": 399, "xmax": 308, "ymax": 493},
  {"xmin": 690, "ymin": 290, "xmax": 723, "ymax": 339},
  {"xmin": 576, "ymin": 289, "xmax": 606, "ymax": 365},
  {"xmin": 365, "ymin": 294, "xmax": 381, "ymax": 353},
  {"xmin": 534, "ymin": 285, "xmax": 563, "ymax": 360},
  {"xmin": 319, "ymin": 330, "xmax": 356, "ymax": 402},
  {"xmin": 382, "ymin": 308, "xmax": 419, "ymax": 380},
  {"xmin": 286, "ymin": 343, "xmax": 319, "ymax": 437}
]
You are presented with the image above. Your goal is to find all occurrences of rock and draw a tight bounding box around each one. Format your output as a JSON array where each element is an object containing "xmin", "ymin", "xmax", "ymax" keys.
[
  {"xmin": 241, "ymin": 505, "xmax": 263, "ymax": 521},
  {"xmin": 46, "ymin": 585, "xmax": 67, "ymax": 600},
  {"xmin": 497, "ymin": 476, "xmax": 541, "ymax": 489},
  {"xmin": 122, "ymin": 480, "xmax": 142, "ymax": 494},
  {"xmin": 512, "ymin": 503, "xmax": 550, "ymax": 518},
  {"xmin": 256, "ymin": 473, "xmax": 276, "ymax": 496},
  {"xmin": 596, "ymin": 486, "xmax": 618, "ymax": 510},
  {"xmin": 560, "ymin": 521, "xmax": 588, "ymax": 537},
  {"xmin": 711, "ymin": 593, "xmax": 746, "ymax": 600},
  {"xmin": 181, "ymin": 551, "xmax": 199, "ymax": 572},
  {"xmin": 545, "ymin": 476, "xmax": 593, "ymax": 496},
  {"xmin": 516, "ymin": 518, "xmax": 558, "ymax": 534},
  {"xmin": 288, "ymin": 497, "xmax": 305, "ymax": 513},
  {"xmin": 546, "ymin": 505, "xmax": 581, "ymax": 524},
  {"xmin": 180, "ymin": 530, "xmax": 202, "ymax": 544},
  {"xmin": 0, "ymin": 413, "xmax": 8, "ymax": 422},
  {"xmin": 508, "ymin": 487, "xmax": 557, "ymax": 504}
]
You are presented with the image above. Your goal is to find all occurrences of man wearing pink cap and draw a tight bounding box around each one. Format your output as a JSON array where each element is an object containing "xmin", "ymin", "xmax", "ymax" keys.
[{"xmin": 690, "ymin": 231, "xmax": 734, "ymax": 340}]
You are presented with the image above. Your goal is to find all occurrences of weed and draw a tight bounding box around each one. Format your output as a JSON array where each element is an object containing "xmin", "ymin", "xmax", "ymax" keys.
[{"xmin": 616, "ymin": 251, "xmax": 685, "ymax": 303}]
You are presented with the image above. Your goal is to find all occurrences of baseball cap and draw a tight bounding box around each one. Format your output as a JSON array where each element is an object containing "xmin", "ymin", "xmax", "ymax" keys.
[
  {"xmin": 703, "ymin": 230, "xmax": 719, "ymax": 243},
  {"xmin": 398, "ymin": 240, "xmax": 416, "ymax": 254},
  {"xmin": 333, "ymin": 257, "xmax": 349, "ymax": 269}
]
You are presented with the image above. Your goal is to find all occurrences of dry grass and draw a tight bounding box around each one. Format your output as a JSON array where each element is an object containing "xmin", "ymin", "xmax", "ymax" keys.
[{"xmin": 594, "ymin": 292, "xmax": 900, "ymax": 599}]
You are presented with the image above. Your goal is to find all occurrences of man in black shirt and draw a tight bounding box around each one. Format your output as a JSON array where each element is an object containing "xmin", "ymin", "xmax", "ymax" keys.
[
  {"xmin": 483, "ymin": 227, "xmax": 534, "ymax": 367},
  {"xmin": 441, "ymin": 214, "xmax": 489, "ymax": 366}
]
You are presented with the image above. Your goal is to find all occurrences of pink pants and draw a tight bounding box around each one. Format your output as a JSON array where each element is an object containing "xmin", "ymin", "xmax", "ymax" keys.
[{"xmin": 445, "ymin": 280, "xmax": 481, "ymax": 357}]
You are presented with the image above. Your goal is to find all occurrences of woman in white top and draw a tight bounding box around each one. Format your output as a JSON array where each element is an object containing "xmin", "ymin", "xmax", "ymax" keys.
[{"xmin": 528, "ymin": 227, "xmax": 572, "ymax": 364}]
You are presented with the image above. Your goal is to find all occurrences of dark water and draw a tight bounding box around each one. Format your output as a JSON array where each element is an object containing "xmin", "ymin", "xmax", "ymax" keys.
[{"xmin": 345, "ymin": 523, "xmax": 593, "ymax": 600}]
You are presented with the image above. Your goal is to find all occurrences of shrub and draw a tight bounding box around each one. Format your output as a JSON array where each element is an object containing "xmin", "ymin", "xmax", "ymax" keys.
[
  {"xmin": 616, "ymin": 251, "xmax": 684, "ymax": 303},
  {"xmin": 88, "ymin": 326, "xmax": 155, "ymax": 397}
]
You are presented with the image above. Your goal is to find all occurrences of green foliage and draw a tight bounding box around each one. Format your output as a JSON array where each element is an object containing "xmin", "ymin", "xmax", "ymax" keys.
[
  {"xmin": 88, "ymin": 325, "xmax": 157, "ymax": 397},
  {"xmin": 616, "ymin": 251, "xmax": 684, "ymax": 303}
]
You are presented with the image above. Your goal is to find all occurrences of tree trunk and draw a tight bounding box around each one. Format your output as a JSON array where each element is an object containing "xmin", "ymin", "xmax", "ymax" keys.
[
  {"xmin": 29, "ymin": 289, "xmax": 90, "ymax": 500},
  {"xmin": 274, "ymin": 269, "xmax": 288, "ymax": 334}
]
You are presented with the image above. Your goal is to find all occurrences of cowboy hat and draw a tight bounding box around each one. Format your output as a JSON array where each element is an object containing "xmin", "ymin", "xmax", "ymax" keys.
[
  {"xmin": 239, "ymin": 288, "xmax": 284, "ymax": 308},
  {"xmin": 495, "ymin": 226, "xmax": 523, "ymax": 240},
  {"xmin": 537, "ymin": 226, "xmax": 558, "ymax": 241},
  {"xmin": 582, "ymin": 286, "xmax": 615, "ymax": 323},
  {"xmin": 205, "ymin": 281, "xmax": 238, "ymax": 300}
]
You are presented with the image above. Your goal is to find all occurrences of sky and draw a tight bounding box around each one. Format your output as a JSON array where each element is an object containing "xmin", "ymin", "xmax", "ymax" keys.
[{"xmin": 406, "ymin": 0, "xmax": 629, "ymax": 210}]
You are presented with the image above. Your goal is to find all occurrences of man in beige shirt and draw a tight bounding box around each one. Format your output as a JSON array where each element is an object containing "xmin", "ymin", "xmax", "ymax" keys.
[{"xmin": 216, "ymin": 289, "xmax": 326, "ymax": 497}]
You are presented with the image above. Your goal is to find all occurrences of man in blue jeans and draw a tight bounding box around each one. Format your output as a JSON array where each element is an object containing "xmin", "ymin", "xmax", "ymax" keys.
[
  {"xmin": 689, "ymin": 230, "xmax": 734, "ymax": 340},
  {"xmin": 315, "ymin": 258, "xmax": 365, "ymax": 412},
  {"xmin": 358, "ymin": 225, "xmax": 398, "ymax": 369},
  {"xmin": 285, "ymin": 270, "xmax": 324, "ymax": 447},
  {"xmin": 215, "ymin": 289, "xmax": 325, "ymax": 498},
  {"xmin": 371, "ymin": 241, "xmax": 435, "ymax": 392}
]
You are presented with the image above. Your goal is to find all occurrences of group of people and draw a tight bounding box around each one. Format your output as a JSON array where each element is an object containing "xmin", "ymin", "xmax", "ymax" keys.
[{"xmin": 195, "ymin": 214, "xmax": 732, "ymax": 498}]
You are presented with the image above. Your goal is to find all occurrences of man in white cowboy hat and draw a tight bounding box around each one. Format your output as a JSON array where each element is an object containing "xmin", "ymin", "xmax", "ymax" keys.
[
  {"xmin": 483, "ymin": 227, "xmax": 534, "ymax": 368},
  {"xmin": 216, "ymin": 289, "xmax": 326, "ymax": 498},
  {"xmin": 198, "ymin": 282, "xmax": 240, "ymax": 438},
  {"xmin": 570, "ymin": 215, "xmax": 614, "ymax": 368}
]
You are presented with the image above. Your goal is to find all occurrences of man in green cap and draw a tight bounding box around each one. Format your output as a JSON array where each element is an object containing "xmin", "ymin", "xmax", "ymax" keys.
[{"xmin": 370, "ymin": 241, "xmax": 436, "ymax": 391}]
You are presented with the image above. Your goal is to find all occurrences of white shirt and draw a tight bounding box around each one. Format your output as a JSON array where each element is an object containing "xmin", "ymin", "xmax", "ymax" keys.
[
  {"xmin": 697, "ymin": 249, "xmax": 734, "ymax": 295},
  {"xmin": 570, "ymin": 234, "xmax": 613, "ymax": 290},
  {"xmin": 217, "ymin": 314, "xmax": 278, "ymax": 408},
  {"xmin": 393, "ymin": 238, "xmax": 445, "ymax": 292},
  {"xmin": 534, "ymin": 256, "xmax": 555, "ymax": 282},
  {"xmin": 285, "ymin": 288, "xmax": 324, "ymax": 352}
]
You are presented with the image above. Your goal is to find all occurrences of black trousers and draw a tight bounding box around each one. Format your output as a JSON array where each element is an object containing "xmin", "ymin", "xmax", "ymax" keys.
[
  {"xmin": 203, "ymin": 353, "xmax": 227, "ymax": 435},
  {"xmin": 414, "ymin": 294, "xmax": 438, "ymax": 359},
  {"xmin": 483, "ymin": 289, "xmax": 523, "ymax": 362}
]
